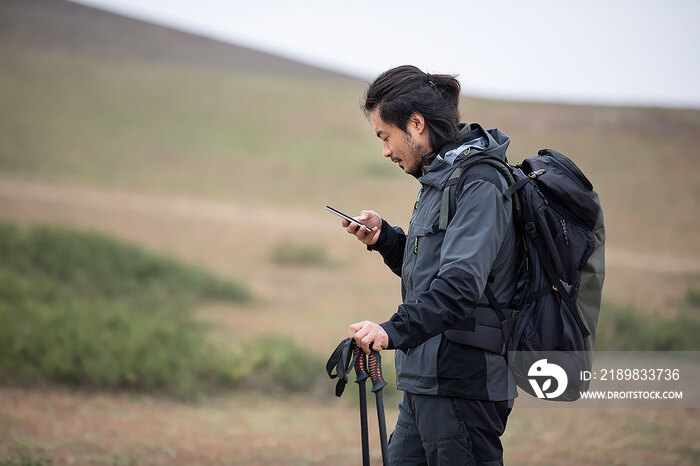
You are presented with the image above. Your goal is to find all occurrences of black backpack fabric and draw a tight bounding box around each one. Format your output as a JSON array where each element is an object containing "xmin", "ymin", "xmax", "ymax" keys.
[{"xmin": 442, "ymin": 149, "xmax": 606, "ymax": 401}]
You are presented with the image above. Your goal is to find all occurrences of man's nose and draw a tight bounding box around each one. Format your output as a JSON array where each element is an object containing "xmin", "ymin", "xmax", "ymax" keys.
[{"xmin": 383, "ymin": 145, "xmax": 392, "ymax": 157}]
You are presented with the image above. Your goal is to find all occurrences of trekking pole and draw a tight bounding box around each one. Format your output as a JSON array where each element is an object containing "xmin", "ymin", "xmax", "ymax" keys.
[
  {"xmin": 353, "ymin": 344, "xmax": 371, "ymax": 466},
  {"xmin": 368, "ymin": 349, "xmax": 388, "ymax": 466}
]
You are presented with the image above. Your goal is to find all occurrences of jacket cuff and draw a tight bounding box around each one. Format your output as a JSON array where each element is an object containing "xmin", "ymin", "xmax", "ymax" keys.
[
  {"xmin": 379, "ymin": 321, "xmax": 400, "ymax": 350},
  {"xmin": 367, "ymin": 219, "xmax": 393, "ymax": 252}
]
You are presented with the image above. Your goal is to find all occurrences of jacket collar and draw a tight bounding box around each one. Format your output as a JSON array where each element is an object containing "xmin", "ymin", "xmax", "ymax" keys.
[{"xmin": 417, "ymin": 123, "xmax": 490, "ymax": 188}]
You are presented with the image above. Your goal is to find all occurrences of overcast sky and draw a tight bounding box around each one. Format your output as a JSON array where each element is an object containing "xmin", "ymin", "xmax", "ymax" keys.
[{"xmin": 72, "ymin": 0, "xmax": 700, "ymax": 108}]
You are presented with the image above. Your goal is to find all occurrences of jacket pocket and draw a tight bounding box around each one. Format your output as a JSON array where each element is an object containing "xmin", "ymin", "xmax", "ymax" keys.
[{"xmin": 406, "ymin": 224, "xmax": 445, "ymax": 297}]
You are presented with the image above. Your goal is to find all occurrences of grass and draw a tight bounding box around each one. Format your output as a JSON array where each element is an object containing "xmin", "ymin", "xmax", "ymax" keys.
[
  {"xmin": 228, "ymin": 335, "xmax": 325, "ymax": 395},
  {"xmin": 0, "ymin": 452, "xmax": 137, "ymax": 466},
  {"xmin": 0, "ymin": 220, "xmax": 250, "ymax": 306},
  {"xmin": 0, "ymin": 455, "xmax": 53, "ymax": 466},
  {"xmin": 595, "ymin": 296, "xmax": 700, "ymax": 350},
  {"xmin": 268, "ymin": 241, "xmax": 336, "ymax": 268},
  {"xmin": 0, "ymin": 220, "xmax": 325, "ymax": 397},
  {"xmin": 685, "ymin": 288, "xmax": 700, "ymax": 308},
  {"xmin": 0, "ymin": 217, "xmax": 695, "ymax": 399}
]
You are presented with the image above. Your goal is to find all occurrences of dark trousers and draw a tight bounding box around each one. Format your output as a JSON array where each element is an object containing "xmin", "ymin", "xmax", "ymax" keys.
[{"xmin": 387, "ymin": 392, "xmax": 511, "ymax": 466}]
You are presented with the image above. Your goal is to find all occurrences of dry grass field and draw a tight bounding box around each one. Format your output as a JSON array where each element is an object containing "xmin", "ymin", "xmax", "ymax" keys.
[
  {"xmin": 1, "ymin": 387, "xmax": 698, "ymax": 465},
  {"xmin": 0, "ymin": 176, "xmax": 697, "ymax": 465},
  {"xmin": 1, "ymin": 0, "xmax": 698, "ymax": 464}
]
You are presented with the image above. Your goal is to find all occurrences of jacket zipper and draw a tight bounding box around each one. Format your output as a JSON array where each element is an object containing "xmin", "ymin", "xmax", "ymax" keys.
[
  {"xmin": 401, "ymin": 187, "xmax": 424, "ymax": 299},
  {"xmin": 401, "ymin": 188, "xmax": 423, "ymax": 294},
  {"xmin": 401, "ymin": 231, "xmax": 421, "ymax": 300},
  {"xmin": 400, "ymin": 226, "xmax": 411, "ymax": 293},
  {"xmin": 409, "ymin": 236, "xmax": 419, "ymax": 297},
  {"xmin": 414, "ymin": 188, "xmax": 423, "ymax": 210}
]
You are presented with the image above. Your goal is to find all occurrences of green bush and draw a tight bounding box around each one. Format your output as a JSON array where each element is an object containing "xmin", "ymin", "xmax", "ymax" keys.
[
  {"xmin": 0, "ymin": 299, "xmax": 228, "ymax": 393},
  {"xmin": 268, "ymin": 241, "xmax": 335, "ymax": 268},
  {"xmin": 595, "ymin": 301, "xmax": 700, "ymax": 351},
  {"xmin": 685, "ymin": 288, "xmax": 700, "ymax": 308},
  {"xmin": 228, "ymin": 335, "xmax": 325, "ymax": 394},
  {"xmin": 0, "ymin": 221, "xmax": 329, "ymax": 397},
  {"xmin": 0, "ymin": 222, "xmax": 250, "ymax": 306},
  {"xmin": 0, "ymin": 221, "xmax": 249, "ymax": 395},
  {"xmin": 0, "ymin": 455, "xmax": 53, "ymax": 466}
]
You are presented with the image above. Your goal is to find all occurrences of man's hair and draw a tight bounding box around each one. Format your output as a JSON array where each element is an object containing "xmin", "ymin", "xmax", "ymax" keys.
[{"xmin": 363, "ymin": 65, "xmax": 462, "ymax": 152}]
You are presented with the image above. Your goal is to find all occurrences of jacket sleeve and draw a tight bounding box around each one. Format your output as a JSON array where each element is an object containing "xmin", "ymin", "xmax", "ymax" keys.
[
  {"xmin": 367, "ymin": 219, "xmax": 406, "ymax": 277},
  {"xmin": 380, "ymin": 179, "xmax": 512, "ymax": 351}
]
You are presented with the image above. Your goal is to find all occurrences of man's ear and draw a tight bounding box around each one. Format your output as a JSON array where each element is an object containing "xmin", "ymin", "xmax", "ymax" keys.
[{"xmin": 409, "ymin": 113, "xmax": 426, "ymax": 134}]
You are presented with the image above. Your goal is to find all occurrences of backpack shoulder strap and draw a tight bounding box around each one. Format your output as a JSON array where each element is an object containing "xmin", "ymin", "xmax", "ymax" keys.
[
  {"xmin": 439, "ymin": 157, "xmax": 522, "ymax": 320},
  {"xmin": 439, "ymin": 157, "xmax": 519, "ymax": 231},
  {"xmin": 438, "ymin": 166, "xmax": 466, "ymax": 230}
]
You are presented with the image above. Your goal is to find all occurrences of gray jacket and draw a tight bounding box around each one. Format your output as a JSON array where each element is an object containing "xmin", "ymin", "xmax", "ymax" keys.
[{"xmin": 373, "ymin": 123, "xmax": 518, "ymax": 400}]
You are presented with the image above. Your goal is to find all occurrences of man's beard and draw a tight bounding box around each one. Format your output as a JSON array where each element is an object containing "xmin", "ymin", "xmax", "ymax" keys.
[{"xmin": 404, "ymin": 132, "xmax": 426, "ymax": 176}]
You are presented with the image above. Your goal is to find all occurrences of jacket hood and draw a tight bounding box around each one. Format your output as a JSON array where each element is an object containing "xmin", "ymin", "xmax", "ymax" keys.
[{"xmin": 418, "ymin": 123, "xmax": 511, "ymax": 188}]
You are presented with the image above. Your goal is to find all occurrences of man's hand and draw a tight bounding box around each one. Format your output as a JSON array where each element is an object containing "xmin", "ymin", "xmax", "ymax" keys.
[
  {"xmin": 349, "ymin": 320, "xmax": 389, "ymax": 354},
  {"xmin": 342, "ymin": 210, "xmax": 382, "ymax": 246}
]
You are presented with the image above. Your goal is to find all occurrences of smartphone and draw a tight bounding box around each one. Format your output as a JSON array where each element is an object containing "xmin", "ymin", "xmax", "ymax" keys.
[{"xmin": 326, "ymin": 205, "xmax": 373, "ymax": 232}]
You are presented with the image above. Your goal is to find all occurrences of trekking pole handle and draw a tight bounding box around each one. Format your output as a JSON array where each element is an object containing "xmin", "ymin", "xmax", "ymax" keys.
[
  {"xmin": 368, "ymin": 350, "xmax": 388, "ymax": 392},
  {"xmin": 353, "ymin": 344, "xmax": 370, "ymax": 383}
]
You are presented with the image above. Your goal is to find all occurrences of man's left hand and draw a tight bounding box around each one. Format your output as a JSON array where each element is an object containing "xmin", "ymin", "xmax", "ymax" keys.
[{"xmin": 349, "ymin": 320, "xmax": 389, "ymax": 354}]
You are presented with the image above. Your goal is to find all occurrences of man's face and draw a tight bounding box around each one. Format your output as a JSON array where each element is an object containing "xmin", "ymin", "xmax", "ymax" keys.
[{"xmin": 371, "ymin": 110, "xmax": 428, "ymax": 176}]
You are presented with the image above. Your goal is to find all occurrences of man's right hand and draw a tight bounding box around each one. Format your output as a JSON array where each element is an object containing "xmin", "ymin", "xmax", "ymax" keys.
[{"xmin": 342, "ymin": 210, "xmax": 382, "ymax": 246}]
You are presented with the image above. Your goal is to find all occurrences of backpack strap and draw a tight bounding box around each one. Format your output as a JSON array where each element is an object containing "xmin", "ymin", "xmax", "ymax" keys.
[
  {"xmin": 483, "ymin": 278, "xmax": 507, "ymax": 322},
  {"xmin": 438, "ymin": 167, "xmax": 465, "ymax": 230},
  {"xmin": 439, "ymin": 157, "xmax": 521, "ymax": 334},
  {"xmin": 440, "ymin": 157, "xmax": 521, "ymax": 231},
  {"xmin": 523, "ymin": 220, "xmax": 591, "ymax": 338}
]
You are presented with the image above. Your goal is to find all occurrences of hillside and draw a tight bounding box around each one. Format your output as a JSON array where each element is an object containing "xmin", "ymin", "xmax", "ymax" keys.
[
  {"xmin": 0, "ymin": 0, "xmax": 698, "ymax": 311},
  {"xmin": 0, "ymin": 0, "xmax": 356, "ymax": 79}
]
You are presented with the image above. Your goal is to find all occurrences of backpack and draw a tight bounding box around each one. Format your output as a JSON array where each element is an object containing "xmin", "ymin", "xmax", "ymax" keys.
[{"xmin": 442, "ymin": 149, "xmax": 605, "ymax": 401}]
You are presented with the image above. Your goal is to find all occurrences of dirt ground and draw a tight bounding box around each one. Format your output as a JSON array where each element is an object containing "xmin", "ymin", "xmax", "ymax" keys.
[
  {"xmin": 0, "ymin": 177, "xmax": 698, "ymax": 465},
  {"xmin": 1, "ymin": 388, "xmax": 697, "ymax": 465}
]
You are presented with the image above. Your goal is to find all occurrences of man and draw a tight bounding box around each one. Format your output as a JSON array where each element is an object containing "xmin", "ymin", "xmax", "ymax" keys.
[{"xmin": 341, "ymin": 65, "xmax": 518, "ymax": 465}]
